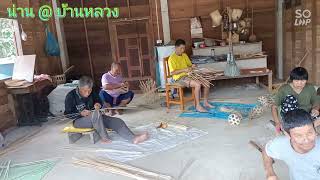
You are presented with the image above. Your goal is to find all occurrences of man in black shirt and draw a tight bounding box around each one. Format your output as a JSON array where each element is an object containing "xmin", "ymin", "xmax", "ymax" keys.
[{"xmin": 64, "ymin": 76, "xmax": 148, "ymax": 144}]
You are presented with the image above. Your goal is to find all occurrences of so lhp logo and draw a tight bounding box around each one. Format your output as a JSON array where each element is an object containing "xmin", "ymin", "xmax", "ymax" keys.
[{"xmin": 294, "ymin": 9, "xmax": 312, "ymax": 26}]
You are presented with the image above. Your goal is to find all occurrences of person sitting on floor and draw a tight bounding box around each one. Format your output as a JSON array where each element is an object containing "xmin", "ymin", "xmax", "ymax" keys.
[
  {"xmin": 168, "ymin": 39, "xmax": 213, "ymax": 112},
  {"xmin": 64, "ymin": 76, "xmax": 148, "ymax": 144},
  {"xmin": 99, "ymin": 62, "xmax": 134, "ymax": 115},
  {"xmin": 271, "ymin": 67, "xmax": 320, "ymax": 134},
  {"xmin": 262, "ymin": 109, "xmax": 320, "ymax": 180}
]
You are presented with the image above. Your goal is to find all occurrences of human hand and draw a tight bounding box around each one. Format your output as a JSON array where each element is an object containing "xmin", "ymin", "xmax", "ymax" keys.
[
  {"xmin": 124, "ymin": 81, "xmax": 129, "ymax": 88},
  {"xmin": 94, "ymin": 103, "xmax": 101, "ymax": 110},
  {"xmin": 121, "ymin": 82, "xmax": 128, "ymax": 88},
  {"xmin": 311, "ymin": 108, "xmax": 319, "ymax": 117},
  {"xmin": 192, "ymin": 64, "xmax": 197, "ymax": 68},
  {"xmin": 80, "ymin": 109, "xmax": 91, "ymax": 117},
  {"xmin": 185, "ymin": 67, "xmax": 193, "ymax": 73},
  {"xmin": 275, "ymin": 122, "xmax": 282, "ymax": 134}
]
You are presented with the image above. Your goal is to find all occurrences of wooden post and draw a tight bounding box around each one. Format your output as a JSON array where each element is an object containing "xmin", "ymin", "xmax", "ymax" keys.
[
  {"xmin": 268, "ymin": 70, "xmax": 273, "ymax": 93},
  {"xmin": 81, "ymin": 0, "xmax": 95, "ymax": 79}
]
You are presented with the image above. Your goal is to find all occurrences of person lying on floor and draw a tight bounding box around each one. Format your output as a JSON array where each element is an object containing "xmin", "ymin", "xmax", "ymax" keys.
[
  {"xmin": 99, "ymin": 62, "xmax": 134, "ymax": 116},
  {"xmin": 262, "ymin": 109, "xmax": 320, "ymax": 180},
  {"xmin": 271, "ymin": 67, "xmax": 320, "ymax": 134},
  {"xmin": 64, "ymin": 76, "xmax": 148, "ymax": 144},
  {"xmin": 168, "ymin": 39, "xmax": 213, "ymax": 112}
]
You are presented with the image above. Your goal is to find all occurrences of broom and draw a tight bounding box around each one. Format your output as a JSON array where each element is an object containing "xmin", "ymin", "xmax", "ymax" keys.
[{"xmin": 224, "ymin": 7, "xmax": 240, "ymax": 77}]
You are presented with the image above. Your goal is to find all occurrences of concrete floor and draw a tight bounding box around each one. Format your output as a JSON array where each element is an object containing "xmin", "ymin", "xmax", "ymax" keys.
[{"xmin": 0, "ymin": 84, "xmax": 290, "ymax": 180}]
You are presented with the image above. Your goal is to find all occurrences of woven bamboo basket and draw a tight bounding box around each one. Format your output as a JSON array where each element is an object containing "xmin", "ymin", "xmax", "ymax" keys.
[{"xmin": 52, "ymin": 74, "xmax": 66, "ymax": 86}]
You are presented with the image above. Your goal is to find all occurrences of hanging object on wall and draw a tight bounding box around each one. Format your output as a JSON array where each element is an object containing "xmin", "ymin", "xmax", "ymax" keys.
[
  {"xmin": 45, "ymin": 25, "xmax": 60, "ymax": 56},
  {"xmin": 231, "ymin": 9, "xmax": 243, "ymax": 21},
  {"xmin": 210, "ymin": 10, "xmax": 222, "ymax": 27},
  {"xmin": 249, "ymin": 8, "xmax": 257, "ymax": 42},
  {"xmin": 237, "ymin": 20, "xmax": 246, "ymax": 34},
  {"xmin": 222, "ymin": 10, "xmax": 230, "ymax": 32},
  {"xmin": 20, "ymin": 24, "xmax": 27, "ymax": 41},
  {"xmin": 240, "ymin": 0, "xmax": 251, "ymax": 38},
  {"xmin": 190, "ymin": 17, "xmax": 203, "ymax": 38},
  {"xmin": 224, "ymin": 7, "xmax": 240, "ymax": 77}
]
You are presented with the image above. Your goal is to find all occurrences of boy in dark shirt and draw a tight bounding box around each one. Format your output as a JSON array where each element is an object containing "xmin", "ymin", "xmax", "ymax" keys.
[{"xmin": 64, "ymin": 76, "xmax": 148, "ymax": 144}]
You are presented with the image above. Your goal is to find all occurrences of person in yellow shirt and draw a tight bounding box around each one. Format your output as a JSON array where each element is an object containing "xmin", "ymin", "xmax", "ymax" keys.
[{"xmin": 168, "ymin": 39, "xmax": 213, "ymax": 112}]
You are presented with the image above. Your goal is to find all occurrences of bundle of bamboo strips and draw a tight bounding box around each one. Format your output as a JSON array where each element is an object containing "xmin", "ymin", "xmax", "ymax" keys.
[
  {"xmin": 139, "ymin": 78, "xmax": 160, "ymax": 104},
  {"xmin": 187, "ymin": 69, "xmax": 220, "ymax": 87},
  {"xmin": 73, "ymin": 157, "xmax": 173, "ymax": 180}
]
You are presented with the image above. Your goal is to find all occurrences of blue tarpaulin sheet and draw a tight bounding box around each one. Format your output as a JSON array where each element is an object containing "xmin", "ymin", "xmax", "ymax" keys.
[{"xmin": 179, "ymin": 102, "xmax": 257, "ymax": 121}]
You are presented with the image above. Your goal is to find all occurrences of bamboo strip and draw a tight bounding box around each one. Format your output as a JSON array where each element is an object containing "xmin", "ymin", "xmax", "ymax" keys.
[
  {"xmin": 74, "ymin": 159, "xmax": 148, "ymax": 180},
  {"xmin": 3, "ymin": 160, "xmax": 11, "ymax": 179},
  {"xmin": 73, "ymin": 157, "xmax": 173, "ymax": 180},
  {"xmin": 0, "ymin": 161, "xmax": 8, "ymax": 178},
  {"xmin": 62, "ymin": 147, "xmax": 143, "ymax": 154},
  {"xmin": 90, "ymin": 158, "xmax": 173, "ymax": 180},
  {"xmin": 9, "ymin": 161, "xmax": 56, "ymax": 180},
  {"xmin": 7, "ymin": 158, "xmax": 61, "ymax": 168},
  {"xmin": 139, "ymin": 78, "xmax": 161, "ymax": 105}
]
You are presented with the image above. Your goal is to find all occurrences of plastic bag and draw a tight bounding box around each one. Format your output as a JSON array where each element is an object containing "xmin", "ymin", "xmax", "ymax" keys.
[{"xmin": 45, "ymin": 25, "xmax": 60, "ymax": 56}]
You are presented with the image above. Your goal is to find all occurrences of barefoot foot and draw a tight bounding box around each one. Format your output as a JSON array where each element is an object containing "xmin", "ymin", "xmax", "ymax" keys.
[
  {"xmin": 133, "ymin": 132, "xmax": 149, "ymax": 144},
  {"xmin": 196, "ymin": 105, "xmax": 208, "ymax": 113},
  {"xmin": 204, "ymin": 102, "xmax": 214, "ymax": 109},
  {"xmin": 101, "ymin": 138, "xmax": 112, "ymax": 144}
]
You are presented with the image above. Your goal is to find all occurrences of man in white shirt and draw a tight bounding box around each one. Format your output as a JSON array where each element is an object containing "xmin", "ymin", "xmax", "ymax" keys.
[{"xmin": 262, "ymin": 109, "xmax": 320, "ymax": 180}]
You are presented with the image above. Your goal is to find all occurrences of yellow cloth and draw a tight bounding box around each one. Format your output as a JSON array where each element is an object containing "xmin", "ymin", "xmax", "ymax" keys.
[
  {"xmin": 62, "ymin": 124, "xmax": 94, "ymax": 133},
  {"xmin": 62, "ymin": 123, "xmax": 113, "ymax": 133},
  {"xmin": 168, "ymin": 53, "xmax": 192, "ymax": 81}
]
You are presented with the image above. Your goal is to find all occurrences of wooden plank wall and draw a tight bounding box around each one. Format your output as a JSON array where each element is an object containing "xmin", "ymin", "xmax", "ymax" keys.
[
  {"xmin": 61, "ymin": 0, "xmax": 161, "ymax": 87},
  {"xmin": 166, "ymin": 0, "xmax": 276, "ymax": 74},
  {"xmin": 0, "ymin": 81, "xmax": 15, "ymax": 132},
  {"xmin": 61, "ymin": 0, "xmax": 114, "ymax": 87},
  {"xmin": 0, "ymin": 0, "xmax": 63, "ymax": 75},
  {"xmin": 0, "ymin": 1, "xmax": 62, "ymax": 131},
  {"xmin": 284, "ymin": 0, "xmax": 320, "ymax": 84}
]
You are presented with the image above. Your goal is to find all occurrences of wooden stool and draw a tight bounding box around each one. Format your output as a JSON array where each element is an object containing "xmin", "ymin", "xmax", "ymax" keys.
[
  {"xmin": 62, "ymin": 125, "xmax": 99, "ymax": 144},
  {"xmin": 163, "ymin": 57, "xmax": 196, "ymax": 111}
]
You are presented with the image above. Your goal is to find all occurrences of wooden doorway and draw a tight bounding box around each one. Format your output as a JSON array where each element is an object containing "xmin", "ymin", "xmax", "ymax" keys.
[{"xmin": 109, "ymin": 19, "xmax": 155, "ymax": 90}]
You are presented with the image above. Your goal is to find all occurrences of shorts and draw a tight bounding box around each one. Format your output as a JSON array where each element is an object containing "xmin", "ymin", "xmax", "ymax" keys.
[{"xmin": 175, "ymin": 76, "xmax": 192, "ymax": 87}]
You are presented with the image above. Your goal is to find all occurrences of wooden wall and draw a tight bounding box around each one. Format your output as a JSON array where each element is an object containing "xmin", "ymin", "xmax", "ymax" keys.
[
  {"xmin": 284, "ymin": 0, "xmax": 320, "ymax": 84},
  {"xmin": 61, "ymin": 0, "xmax": 161, "ymax": 88},
  {"xmin": 0, "ymin": 1, "xmax": 62, "ymax": 131},
  {"xmin": 165, "ymin": 0, "xmax": 277, "ymax": 74},
  {"xmin": 0, "ymin": 0, "xmax": 63, "ymax": 75},
  {"xmin": 0, "ymin": 81, "xmax": 15, "ymax": 132},
  {"xmin": 61, "ymin": 0, "xmax": 113, "ymax": 86}
]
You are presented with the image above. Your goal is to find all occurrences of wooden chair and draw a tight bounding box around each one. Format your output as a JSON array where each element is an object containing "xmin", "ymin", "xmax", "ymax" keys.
[{"xmin": 163, "ymin": 57, "xmax": 195, "ymax": 111}]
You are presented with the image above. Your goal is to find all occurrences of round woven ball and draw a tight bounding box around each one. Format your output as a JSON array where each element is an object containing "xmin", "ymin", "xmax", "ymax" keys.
[
  {"xmin": 257, "ymin": 96, "xmax": 268, "ymax": 107},
  {"xmin": 228, "ymin": 113, "xmax": 242, "ymax": 126},
  {"xmin": 249, "ymin": 106, "xmax": 264, "ymax": 119}
]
